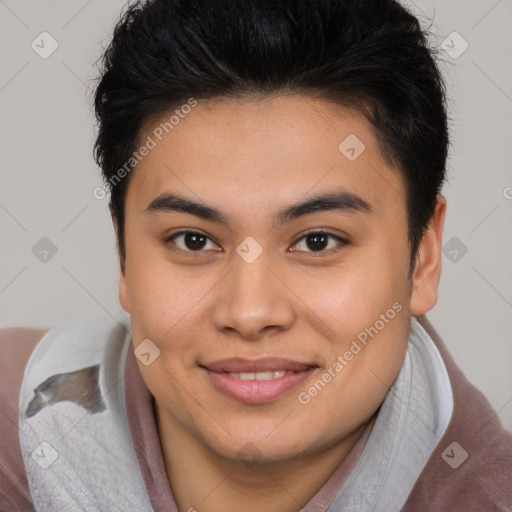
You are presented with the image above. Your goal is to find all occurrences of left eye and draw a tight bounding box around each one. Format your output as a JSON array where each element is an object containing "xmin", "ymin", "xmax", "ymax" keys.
[{"xmin": 291, "ymin": 231, "xmax": 347, "ymax": 254}]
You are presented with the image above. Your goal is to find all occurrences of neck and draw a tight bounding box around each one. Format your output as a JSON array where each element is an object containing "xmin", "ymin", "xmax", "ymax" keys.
[{"xmin": 155, "ymin": 403, "xmax": 377, "ymax": 512}]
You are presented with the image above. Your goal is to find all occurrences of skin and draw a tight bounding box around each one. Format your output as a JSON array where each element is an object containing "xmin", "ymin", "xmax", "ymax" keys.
[{"xmin": 116, "ymin": 94, "xmax": 446, "ymax": 512}]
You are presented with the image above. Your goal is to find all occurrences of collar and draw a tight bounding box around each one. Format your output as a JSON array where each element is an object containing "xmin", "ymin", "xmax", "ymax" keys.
[{"xmin": 326, "ymin": 315, "xmax": 454, "ymax": 511}]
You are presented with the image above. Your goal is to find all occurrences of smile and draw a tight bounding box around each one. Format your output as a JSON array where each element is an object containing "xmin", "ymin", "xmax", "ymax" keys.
[
  {"xmin": 226, "ymin": 370, "xmax": 296, "ymax": 380},
  {"xmin": 202, "ymin": 367, "xmax": 317, "ymax": 404}
]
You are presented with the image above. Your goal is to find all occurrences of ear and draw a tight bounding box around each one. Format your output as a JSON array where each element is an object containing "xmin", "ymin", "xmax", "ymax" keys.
[
  {"xmin": 110, "ymin": 205, "xmax": 131, "ymax": 313},
  {"xmin": 410, "ymin": 194, "xmax": 447, "ymax": 315}
]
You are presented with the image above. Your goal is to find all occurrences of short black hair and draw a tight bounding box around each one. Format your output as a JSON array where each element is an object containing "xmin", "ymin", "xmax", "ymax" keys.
[{"xmin": 93, "ymin": 0, "xmax": 449, "ymax": 277}]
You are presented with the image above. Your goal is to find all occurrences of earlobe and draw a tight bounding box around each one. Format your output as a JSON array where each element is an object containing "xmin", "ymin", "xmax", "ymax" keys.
[{"xmin": 410, "ymin": 195, "xmax": 447, "ymax": 315}]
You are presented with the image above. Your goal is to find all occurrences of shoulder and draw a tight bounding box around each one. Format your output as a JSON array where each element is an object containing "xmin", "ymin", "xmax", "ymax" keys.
[
  {"xmin": 404, "ymin": 315, "xmax": 512, "ymax": 511},
  {"xmin": 0, "ymin": 326, "xmax": 49, "ymax": 512},
  {"xmin": 0, "ymin": 326, "xmax": 49, "ymax": 351}
]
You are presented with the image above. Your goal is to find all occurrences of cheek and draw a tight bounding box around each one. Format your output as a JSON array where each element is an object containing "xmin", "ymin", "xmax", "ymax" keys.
[
  {"xmin": 125, "ymin": 235, "xmax": 193, "ymax": 314},
  {"xmin": 294, "ymin": 253, "xmax": 410, "ymax": 382},
  {"xmin": 295, "ymin": 258, "xmax": 405, "ymax": 334},
  {"xmin": 128, "ymin": 264, "xmax": 211, "ymax": 335},
  {"xmin": 124, "ymin": 256, "xmax": 225, "ymax": 379}
]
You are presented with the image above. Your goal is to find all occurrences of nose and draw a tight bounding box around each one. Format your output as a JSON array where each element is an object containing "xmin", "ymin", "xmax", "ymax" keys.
[{"xmin": 212, "ymin": 250, "xmax": 296, "ymax": 340}]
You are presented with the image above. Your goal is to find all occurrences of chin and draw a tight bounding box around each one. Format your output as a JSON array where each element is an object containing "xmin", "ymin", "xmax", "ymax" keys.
[{"xmin": 205, "ymin": 428, "xmax": 305, "ymax": 465}]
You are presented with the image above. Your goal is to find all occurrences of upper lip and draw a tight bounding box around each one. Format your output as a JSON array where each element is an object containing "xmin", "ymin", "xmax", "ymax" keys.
[{"xmin": 201, "ymin": 357, "xmax": 317, "ymax": 373}]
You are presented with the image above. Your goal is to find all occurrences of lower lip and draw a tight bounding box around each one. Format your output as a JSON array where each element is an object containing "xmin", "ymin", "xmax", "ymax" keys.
[{"xmin": 202, "ymin": 367, "xmax": 317, "ymax": 404}]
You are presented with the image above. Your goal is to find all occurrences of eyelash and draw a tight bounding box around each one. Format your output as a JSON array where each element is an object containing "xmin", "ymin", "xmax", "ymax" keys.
[{"xmin": 164, "ymin": 229, "xmax": 348, "ymax": 258}]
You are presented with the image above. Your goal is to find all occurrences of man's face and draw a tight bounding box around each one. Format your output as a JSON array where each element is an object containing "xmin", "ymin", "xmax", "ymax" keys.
[{"xmin": 119, "ymin": 95, "xmax": 421, "ymax": 463}]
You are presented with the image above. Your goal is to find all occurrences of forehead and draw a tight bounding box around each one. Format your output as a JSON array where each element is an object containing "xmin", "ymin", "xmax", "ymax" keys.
[{"xmin": 127, "ymin": 95, "xmax": 405, "ymax": 221}]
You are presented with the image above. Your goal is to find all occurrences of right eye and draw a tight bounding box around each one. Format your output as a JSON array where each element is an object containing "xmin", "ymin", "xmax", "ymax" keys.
[{"xmin": 165, "ymin": 230, "xmax": 222, "ymax": 254}]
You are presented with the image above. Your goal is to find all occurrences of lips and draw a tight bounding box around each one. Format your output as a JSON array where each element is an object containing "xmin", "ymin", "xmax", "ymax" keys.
[
  {"xmin": 201, "ymin": 357, "xmax": 316, "ymax": 373},
  {"xmin": 200, "ymin": 357, "xmax": 319, "ymax": 404}
]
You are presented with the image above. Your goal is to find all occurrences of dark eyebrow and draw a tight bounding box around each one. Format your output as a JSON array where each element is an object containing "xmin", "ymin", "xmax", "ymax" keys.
[
  {"xmin": 145, "ymin": 194, "xmax": 228, "ymax": 223},
  {"xmin": 275, "ymin": 190, "xmax": 373, "ymax": 225},
  {"xmin": 144, "ymin": 189, "xmax": 373, "ymax": 226}
]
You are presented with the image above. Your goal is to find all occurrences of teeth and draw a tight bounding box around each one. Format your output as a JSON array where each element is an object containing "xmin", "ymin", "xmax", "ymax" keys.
[{"xmin": 227, "ymin": 370, "xmax": 295, "ymax": 381}]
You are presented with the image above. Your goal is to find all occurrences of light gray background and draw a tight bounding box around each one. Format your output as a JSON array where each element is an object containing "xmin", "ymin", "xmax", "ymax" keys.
[{"xmin": 1, "ymin": 0, "xmax": 511, "ymax": 429}]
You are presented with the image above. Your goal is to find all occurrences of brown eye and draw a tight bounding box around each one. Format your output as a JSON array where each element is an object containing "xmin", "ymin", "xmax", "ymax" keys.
[
  {"xmin": 182, "ymin": 232, "xmax": 207, "ymax": 250},
  {"xmin": 291, "ymin": 231, "xmax": 348, "ymax": 255},
  {"xmin": 166, "ymin": 230, "xmax": 220, "ymax": 253},
  {"xmin": 305, "ymin": 233, "xmax": 329, "ymax": 251}
]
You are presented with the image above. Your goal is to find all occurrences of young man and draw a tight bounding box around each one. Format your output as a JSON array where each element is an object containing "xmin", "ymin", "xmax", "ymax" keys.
[{"xmin": 1, "ymin": 0, "xmax": 511, "ymax": 511}]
